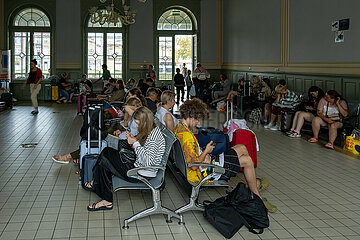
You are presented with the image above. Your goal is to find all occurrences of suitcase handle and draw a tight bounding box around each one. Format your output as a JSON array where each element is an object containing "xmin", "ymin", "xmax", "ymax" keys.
[{"xmin": 226, "ymin": 99, "xmax": 233, "ymax": 123}]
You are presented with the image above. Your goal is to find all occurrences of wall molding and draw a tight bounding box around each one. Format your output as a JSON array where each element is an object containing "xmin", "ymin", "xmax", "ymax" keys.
[
  {"xmin": 129, "ymin": 62, "xmax": 152, "ymax": 69},
  {"xmin": 56, "ymin": 62, "xmax": 81, "ymax": 69}
]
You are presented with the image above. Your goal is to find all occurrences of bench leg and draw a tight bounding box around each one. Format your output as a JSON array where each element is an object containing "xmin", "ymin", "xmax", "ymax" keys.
[
  {"xmin": 123, "ymin": 189, "xmax": 182, "ymax": 229},
  {"xmin": 175, "ymin": 186, "xmax": 204, "ymax": 215}
]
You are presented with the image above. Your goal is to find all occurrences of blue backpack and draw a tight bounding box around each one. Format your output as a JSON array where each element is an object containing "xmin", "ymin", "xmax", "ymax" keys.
[{"xmin": 198, "ymin": 127, "xmax": 230, "ymax": 155}]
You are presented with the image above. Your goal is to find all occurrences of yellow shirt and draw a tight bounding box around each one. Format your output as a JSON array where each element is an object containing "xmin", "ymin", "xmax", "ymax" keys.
[{"xmin": 174, "ymin": 121, "xmax": 204, "ymax": 185}]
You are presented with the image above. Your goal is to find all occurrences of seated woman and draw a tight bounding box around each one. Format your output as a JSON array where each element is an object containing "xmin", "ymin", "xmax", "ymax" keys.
[
  {"xmin": 251, "ymin": 75, "xmax": 262, "ymax": 96},
  {"xmin": 97, "ymin": 79, "xmax": 117, "ymax": 100},
  {"xmin": 108, "ymin": 80, "xmax": 125, "ymax": 102},
  {"xmin": 259, "ymin": 78, "xmax": 272, "ymax": 124},
  {"xmin": 87, "ymin": 106, "xmax": 165, "ymax": 211},
  {"xmin": 127, "ymin": 87, "xmax": 147, "ymax": 107},
  {"xmin": 174, "ymin": 99, "xmax": 277, "ymax": 212},
  {"xmin": 155, "ymin": 90, "xmax": 178, "ymax": 132},
  {"xmin": 227, "ymin": 78, "xmax": 245, "ymax": 103},
  {"xmin": 308, "ymin": 90, "xmax": 348, "ymax": 149},
  {"xmin": 57, "ymin": 72, "xmax": 75, "ymax": 103},
  {"xmin": 287, "ymin": 86, "xmax": 325, "ymax": 138},
  {"xmin": 212, "ymin": 74, "xmax": 232, "ymax": 100},
  {"xmin": 52, "ymin": 97, "xmax": 142, "ymax": 164}
]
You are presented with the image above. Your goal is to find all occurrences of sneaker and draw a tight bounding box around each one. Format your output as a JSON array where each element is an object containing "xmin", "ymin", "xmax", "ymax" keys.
[
  {"xmin": 31, "ymin": 110, "xmax": 39, "ymax": 115},
  {"xmin": 56, "ymin": 100, "xmax": 62, "ymax": 104},
  {"xmin": 269, "ymin": 124, "xmax": 280, "ymax": 131},
  {"xmin": 264, "ymin": 122, "xmax": 274, "ymax": 129},
  {"xmin": 68, "ymin": 100, "xmax": 72, "ymax": 103},
  {"xmin": 262, "ymin": 198, "xmax": 278, "ymax": 213},
  {"xmin": 63, "ymin": 100, "xmax": 67, "ymax": 103},
  {"xmin": 288, "ymin": 132, "xmax": 301, "ymax": 138}
]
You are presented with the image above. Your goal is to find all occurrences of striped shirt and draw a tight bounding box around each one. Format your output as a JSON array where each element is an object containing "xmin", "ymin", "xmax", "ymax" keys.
[
  {"xmin": 133, "ymin": 127, "xmax": 165, "ymax": 177},
  {"xmin": 279, "ymin": 90, "xmax": 300, "ymax": 106}
]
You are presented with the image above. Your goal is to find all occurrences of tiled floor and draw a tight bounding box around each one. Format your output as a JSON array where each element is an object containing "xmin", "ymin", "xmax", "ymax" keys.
[{"xmin": 1, "ymin": 102, "xmax": 360, "ymax": 240}]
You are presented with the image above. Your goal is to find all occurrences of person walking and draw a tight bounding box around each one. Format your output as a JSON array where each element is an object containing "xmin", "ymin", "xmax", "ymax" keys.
[{"xmin": 21, "ymin": 59, "xmax": 42, "ymax": 115}]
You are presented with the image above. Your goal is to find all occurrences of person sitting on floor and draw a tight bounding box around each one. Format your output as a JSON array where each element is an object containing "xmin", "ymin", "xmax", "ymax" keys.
[
  {"xmin": 155, "ymin": 90, "xmax": 178, "ymax": 132},
  {"xmin": 264, "ymin": 80, "xmax": 300, "ymax": 131},
  {"xmin": 308, "ymin": 90, "xmax": 348, "ymax": 149},
  {"xmin": 57, "ymin": 72, "xmax": 75, "ymax": 103},
  {"xmin": 86, "ymin": 107, "xmax": 165, "ymax": 211},
  {"xmin": 174, "ymin": 99, "xmax": 277, "ymax": 213},
  {"xmin": 145, "ymin": 87, "xmax": 159, "ymax": 114},
  {"xmin": 212, "ymin": 73, "xmax": 232, "ymax": 101},
  {"xmin": 287, "ymin": 86, "xmax": 325, "ymax": 138}
]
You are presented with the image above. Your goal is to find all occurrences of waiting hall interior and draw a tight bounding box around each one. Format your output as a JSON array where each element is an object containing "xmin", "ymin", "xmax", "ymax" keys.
[{"xmin": 1, "ymin": 0, "xmax": 360, "ymax": 239}]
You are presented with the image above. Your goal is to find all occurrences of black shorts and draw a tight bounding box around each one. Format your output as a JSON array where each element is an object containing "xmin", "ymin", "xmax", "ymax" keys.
[{"xmin": 221, "ymin": 148, "xmax": 241, "ymax": 180}]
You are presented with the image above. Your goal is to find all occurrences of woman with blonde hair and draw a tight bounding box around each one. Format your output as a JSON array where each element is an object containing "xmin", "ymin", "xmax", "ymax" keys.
[
  {"xmin": 87, "ymin": 106, "xmax": 165, "ymax": 211},
  {"xmin": 155, "ymin": 90, "xmax": 178, "ymax": 132}
]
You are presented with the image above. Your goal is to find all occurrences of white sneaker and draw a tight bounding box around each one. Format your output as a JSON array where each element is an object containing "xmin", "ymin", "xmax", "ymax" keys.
[
  {"xmin": 264, "ymin": 123, "xmax": 274, "ymax": 129},
  {"xmin": 270, "ymin": 124, "xmax": 281, "ymax": 131}
]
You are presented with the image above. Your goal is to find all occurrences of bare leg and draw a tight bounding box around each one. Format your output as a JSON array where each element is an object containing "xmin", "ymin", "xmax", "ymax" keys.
[
  {"xmin": 295, "ymin": 112, "xmax": 314, "ymax": 132},
  {"xmin": 232, "ymin": 145, "xmax": 260, "ymax": 198},
  {"xmin": 264, "ymin": 103, "xmax": 271, "ymax": 121},
  {"xmin": 328, "ymin": 122, "xmax": 342, "ymax": 144},
  {"xmin": 291, "ymin": 111, "xmax": 300, "ymax": 130},
  {"xmin": 276, "ymin": 115, "xmax": 280, "ymax": 124}
]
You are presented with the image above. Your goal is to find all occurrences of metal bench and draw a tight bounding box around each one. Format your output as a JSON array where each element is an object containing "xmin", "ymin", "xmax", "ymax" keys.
[
  {"xmin": 112, "ymin": 126, "xmax": 182, "ymax": 229},
  {"xmin": 168, "ymin": 137, "xmax": 228, "ymax": 215}
]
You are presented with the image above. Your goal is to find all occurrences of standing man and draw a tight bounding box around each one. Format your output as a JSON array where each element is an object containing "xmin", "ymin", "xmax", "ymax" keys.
[
  {"xmin": 95, "ymin": 64, "xmax": 111, "ymax": 89},
  {"xmin": 174, "ymin": 68, "xmax": 185, "ymax": 104},
  {"xmin": 21, "ymin": 59, "xmax": 42, "ymax": 115}
]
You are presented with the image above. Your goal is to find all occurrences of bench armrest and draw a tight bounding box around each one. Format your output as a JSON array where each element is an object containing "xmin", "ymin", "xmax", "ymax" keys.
[
  {"xmin": 188, "ymin": 163, "xmax": 225, "ymax": 174},
  {"xmin": 126, "ymin": 165, "xmax": 165, "ymax": 189}
]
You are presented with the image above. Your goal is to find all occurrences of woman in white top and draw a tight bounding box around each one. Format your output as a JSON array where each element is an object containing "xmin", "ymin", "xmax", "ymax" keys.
[
  {"xmin": 87, "ymin": 107, "xmax": 165, "ymax": 211},
  {"xmin": 155, "ymin": 90, "xmax": 178, "ymax": 132}
]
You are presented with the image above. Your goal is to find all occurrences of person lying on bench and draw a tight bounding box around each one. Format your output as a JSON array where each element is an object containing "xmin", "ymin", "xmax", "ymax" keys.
[
  {"xmin": 174, "ymin": 99, "xmax": 277, "ymax": 213},
  {"xmin": 155, "ymin": 90, "xmax": 178, "ymax": 132},
  {"xmin": 308, "ymin": 90, "xmax": 348, "ymax": 150},
  {"xmin": 86, "ymin": 107, "xmax": 165, "ymax": 211}
]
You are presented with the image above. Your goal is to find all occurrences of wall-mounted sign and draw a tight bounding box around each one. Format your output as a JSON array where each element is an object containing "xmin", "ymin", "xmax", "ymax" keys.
[
  {"xmin": 339, "ymin": 18, "xmax": 350, "ymax": 30},
  {"xmin": 335, "ymin": 31, "xmax": 344, "ymax": 43},
  {"xmin": 331, "ymin": 21, "xmax": 339, "ymax": 31}
]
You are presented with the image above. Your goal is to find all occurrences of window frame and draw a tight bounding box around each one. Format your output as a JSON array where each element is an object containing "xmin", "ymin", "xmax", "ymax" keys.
[
  {"xmin": 85, "ymin": 12, "xmax": 126, "ymax": 80},
  {"xmin": 156, "ymin": 7, "xmax": 198, "ymax": 83},
  {"xmin": 9, "ymin": 6, "xmax": 53, "ymax": 80}
]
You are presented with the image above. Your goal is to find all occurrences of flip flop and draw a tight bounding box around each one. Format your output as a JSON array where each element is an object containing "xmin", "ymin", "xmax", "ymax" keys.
[
  {"xmin": 308, "ymin": 138, "xmax": 318, "ymax": 143},
  {"xmin": 87, "ymin": 202, "xmax": 113, "ymax": 212},
  {"xmin": 52, "ymin": 154, "xmax": 71, "ymax": 164},
  {"xmin": 324, "ymin": 143, "xmax": 334, "ymax": 150}
]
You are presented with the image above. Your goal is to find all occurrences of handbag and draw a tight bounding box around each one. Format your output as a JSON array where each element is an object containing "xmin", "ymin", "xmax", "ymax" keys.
[
  {"xmin": 325, "ymin": 102, "xmax": 340, "ymax": 121},
  {"xmin": 198, "ymin": 127, "xmax": 230, "ymax": 155},
  {"xmin": 118, "ymin": 140, "xmax": 136, "ymax": 168}
]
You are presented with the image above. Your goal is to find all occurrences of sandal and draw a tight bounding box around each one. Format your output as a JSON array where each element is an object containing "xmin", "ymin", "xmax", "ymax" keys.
[
  {"xmin": 324, "ymin": 143, "xmax": 334, "ymax": 150},
  {"xmin": 257, "ymin": 178, "xmax": 269, "ymax": 192},
  {"xmin": 73, "ymin": 158, "xmax": 79, "ymax": 165},
  {"xmin": 285, "ymin": 129, "xmax": 295, "ymax": 136},
  {"xmin": 87, "ymin": 201, "xmax": 113, "ymax": 212},
  {"xmin": 52, "ymin": 154, "xmax": 72, "ymax": 164},
  {"xmin": 308, "ymin": 138, "xmax": 318, "ymax": 143},
  {"xmin": 84, "ymin": 181, "xmax": 93, "ymax": 191}
]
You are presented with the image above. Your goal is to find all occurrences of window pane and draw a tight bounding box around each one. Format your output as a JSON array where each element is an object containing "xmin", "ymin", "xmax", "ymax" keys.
[
  {"xmin": 34, "ymin": 32, "xmax": 51, "ymax": 78},
  {"xmin": 158, "ymin": 37, "xmax": 172, "ymax": 81},
  {"xmin": 14, "ymin": 8, "xmax": 50, "ymax": 27},
  {"xmin": 13, "ymin": 32, "xmax": 30, "ymax": 79},
  {"xmin": 157, "ymin": 9, "xmax": 192, "ymax": 31},
  {"xmin": 88, "ymin": 32, "xmax": 104, "ymax": 79},
  {"xmin": 106, "ymin": 33, "xmax": 122, "ymax": 79}
]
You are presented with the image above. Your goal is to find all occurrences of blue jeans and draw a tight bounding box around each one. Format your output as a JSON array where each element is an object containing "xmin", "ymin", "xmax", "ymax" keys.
[
  {"xmin": 59, "ymin": 88, "xmax": 74, "ymax": 100},
  {"xmin": 195, "ymin": 82, "xmax": 205, "ymax": 100}
]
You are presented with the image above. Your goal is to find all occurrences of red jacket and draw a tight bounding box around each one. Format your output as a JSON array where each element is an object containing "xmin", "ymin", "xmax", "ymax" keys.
[{"xmin": 26, "ymin": 68, "xmax": 42, "ymax": 84}]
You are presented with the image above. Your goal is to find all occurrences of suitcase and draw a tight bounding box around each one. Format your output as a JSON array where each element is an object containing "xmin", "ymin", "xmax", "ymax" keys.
[
  {"xmin": 77, "ymin": 94, "xmax": 87, "ymax": 114},
  {"xmin": 80, "ymin": 104, "xmax": 107, "ymax": 189},
  {"xmin": 52, "ymin": 86, "xmax": 59, "ymax": 100},
  {"xmin": 1, "ymin": 92, "xmax": 13, "ymax": 108},
  {"xmin": 224, "ymin": 99, "xmax": 257, "ymax": 168},
  {"xmin": 44, "ymin": 84, "xmax": 52, "ymax": 101},
  {"xmin": 280, "ymin": 110, "xmax": 295, "ymax": 132}
]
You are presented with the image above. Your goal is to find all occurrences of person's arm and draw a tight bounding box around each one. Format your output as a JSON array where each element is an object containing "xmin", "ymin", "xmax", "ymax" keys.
[
  {"xmin": 317, "ymin": 109, "xmax": 334, "ymax": 124},
  {"xmin": 163, "ymin": 113, "xmax": 175, "ymax": 132},
  {"xmin": 182, "ymin": 137, "xmax": 214, "ymax": 171},
  {"xmin": 337, "ymin": 99, "xmax": 349, "ymax": 118}
]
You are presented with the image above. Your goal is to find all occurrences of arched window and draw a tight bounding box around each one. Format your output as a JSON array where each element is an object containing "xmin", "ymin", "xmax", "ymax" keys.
[
  {"xmin": 157, "ymin": 8, "xmax": 197, "ymax": 82},
  {"xmin": 10, "ymin": 7, "xmax": 51, "ymax": 79},
  {"xmin": 86, "ymin": 10, "xmax": 124, "ymax": 79}
]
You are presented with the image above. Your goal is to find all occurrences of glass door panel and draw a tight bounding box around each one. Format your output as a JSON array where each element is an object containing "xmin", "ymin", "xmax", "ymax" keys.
[
  {"xmin": 13, "ymin": 32, "xmax": 30, "ymax": 79},
  {"xmin": 34, "ymin": 32, "xmax": 51, "ymax": 78},
  {"xmin": 158, "ymin": 36, "xmax": 173, "ymax": 81},
  {"xmin": 175, "ymin": 35, "xmax": 193, "ymax": 75},
  {"xmin": 87, "ymin": 32, "xmax": 104, "ymax": 79},
  {"xmin": 106, "ymin": 33, "xmax": 123, "ymax": 79}
]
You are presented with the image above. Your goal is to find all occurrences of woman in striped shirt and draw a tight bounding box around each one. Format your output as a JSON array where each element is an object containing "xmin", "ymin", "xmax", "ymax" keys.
[{"xmin": 87, "ymin": 107, "xmax": 165, "ymax": 211}]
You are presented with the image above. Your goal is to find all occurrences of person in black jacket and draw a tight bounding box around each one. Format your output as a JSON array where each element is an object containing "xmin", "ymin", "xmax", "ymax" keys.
[{"xmin": 174, "ymin": 68, "xmax": 185, "ymax": 104}]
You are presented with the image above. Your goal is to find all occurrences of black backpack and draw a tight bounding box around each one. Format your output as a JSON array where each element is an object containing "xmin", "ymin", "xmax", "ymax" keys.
[{"xmin": 203, "ymin": 183, "xmax": 269, "ymax": 239}]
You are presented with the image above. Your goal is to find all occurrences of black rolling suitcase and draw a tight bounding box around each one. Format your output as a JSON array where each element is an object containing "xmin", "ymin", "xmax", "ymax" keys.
[
  {"xmin": 280, "ymin": 110, "xmax": 295, "ymax": 132},
  {"xmin": 80, "ymin": 104, "xmax": 106, "ymax": 189}
]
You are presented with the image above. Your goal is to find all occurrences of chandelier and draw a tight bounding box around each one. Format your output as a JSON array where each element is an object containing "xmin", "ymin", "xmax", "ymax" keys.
[{"xmin": 89, "ymin": 0, "xmax": 146, "ymax": 26}]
